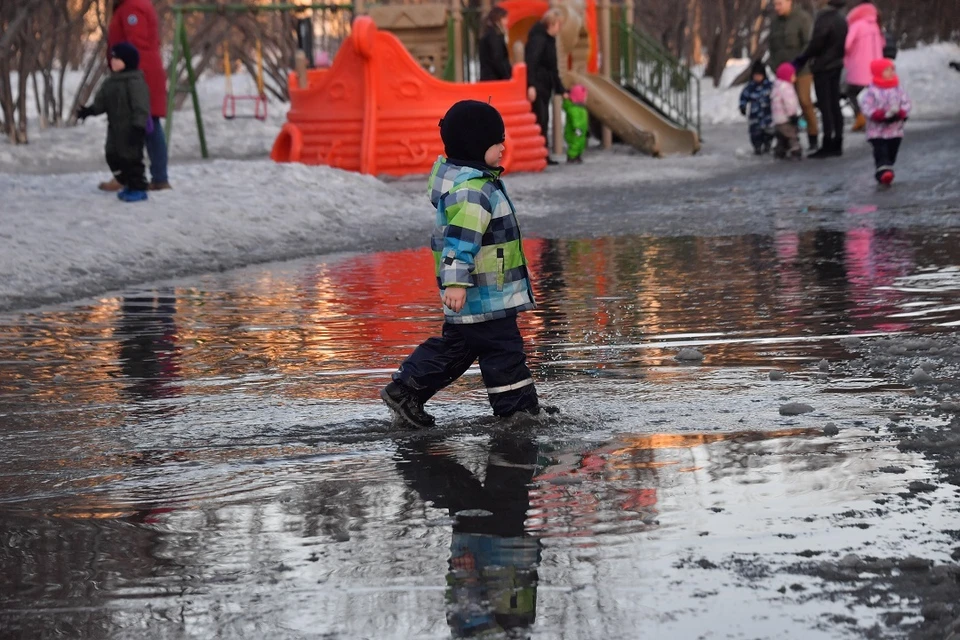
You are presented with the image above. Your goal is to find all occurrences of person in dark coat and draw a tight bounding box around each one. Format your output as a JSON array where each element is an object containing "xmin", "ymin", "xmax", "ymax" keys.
[
  {"xmin": 768, "ymin": 0, "xmax": 819, "ymax": 151},
  {"xmin": 793, "ymin": 0, "xmax": 849, "ymax": 159},
  {"xmin": 739, "ymin": 60, "xmax": 774, "ymax": 154},
  {"xmin": 479, "ymin": 6, "xmax": 512, "ymax": 81},
  {"xmin": 524, "ymin": 9, "xmax": 568, "ymax": 164},
  {"xmin": 104, "ymin": 0, "xmax": 170, "ymax": 191},
  {"xmin": 77, "ymin": 43, "xmax": 151, "ymax": 203}
]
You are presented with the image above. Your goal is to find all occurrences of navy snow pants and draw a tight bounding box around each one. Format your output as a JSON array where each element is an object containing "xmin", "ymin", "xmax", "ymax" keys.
[{"xmin": 392, "ymin": 315, "xmax": 539, "ymax": 417}]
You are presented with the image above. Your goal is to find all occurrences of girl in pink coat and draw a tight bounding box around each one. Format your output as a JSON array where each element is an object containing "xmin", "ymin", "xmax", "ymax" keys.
[
  {"xmin": 845, "ymin": 2, "xmax": 886, "ymax": 131},
  {"xmin": 858, "ymin": 59, "xmax": 912, "ymax": 186},
  {"xmin": 771, "ymin": 63, "xmax": 803, "ymax": 159}
]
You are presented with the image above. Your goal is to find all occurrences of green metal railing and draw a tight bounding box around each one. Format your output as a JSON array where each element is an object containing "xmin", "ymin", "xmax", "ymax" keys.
[{"xmin": 614, "ymin": 21, "xmax": 700, "ymax": 137}]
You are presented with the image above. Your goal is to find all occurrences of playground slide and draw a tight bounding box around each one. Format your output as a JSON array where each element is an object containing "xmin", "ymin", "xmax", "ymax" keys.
[{"xmin": 568, "ymin": 71, "xmax": 700, "ymax": 157}]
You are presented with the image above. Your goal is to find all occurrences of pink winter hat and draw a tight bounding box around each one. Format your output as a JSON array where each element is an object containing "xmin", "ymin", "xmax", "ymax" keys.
[
  {"xmin": 776, "ymin": 62, "xmax": 796, "ymax": 82},
  {"xmin": 569, "ymin": 84, "xmax": 588, "ymax": 104}
]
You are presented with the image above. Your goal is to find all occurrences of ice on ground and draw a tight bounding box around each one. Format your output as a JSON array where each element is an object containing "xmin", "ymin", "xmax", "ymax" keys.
[{"xmin": 699, "ymin": 43, "xmax": 960, "ymax": 125}]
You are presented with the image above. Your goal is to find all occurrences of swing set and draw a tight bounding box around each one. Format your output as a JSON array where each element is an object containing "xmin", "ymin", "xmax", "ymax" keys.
[
  {"xmin": 221, "ymin": 39, "xmax": 267, "ymax": 121},
  {"xmin": 165, "ymin": 3, "xmax": 353, "ymax": 158}
]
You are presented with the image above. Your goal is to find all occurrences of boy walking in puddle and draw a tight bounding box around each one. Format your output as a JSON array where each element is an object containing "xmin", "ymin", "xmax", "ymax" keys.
[{"xmin": 381, "ymin": 100, "xmax": 542, "ymax": 429}]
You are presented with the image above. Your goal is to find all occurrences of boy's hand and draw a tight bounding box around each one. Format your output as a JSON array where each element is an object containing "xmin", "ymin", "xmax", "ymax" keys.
[
  {"xmin": 442, "ymin": 287, "xmax": 467, "ymax": 313},
  {"xmin": 76, "ymin": 106, "xmax": 93, "ymax": 121}
]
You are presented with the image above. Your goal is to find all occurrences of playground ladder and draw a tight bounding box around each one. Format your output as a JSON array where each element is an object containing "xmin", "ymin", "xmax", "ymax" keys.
[{"xmin": 614, "ymin": 21, "xmax": 701, "ymax": 137}]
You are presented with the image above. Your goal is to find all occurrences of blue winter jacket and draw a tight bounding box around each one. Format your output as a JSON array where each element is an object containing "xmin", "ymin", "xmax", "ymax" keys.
[{"xmin": 739, "ymin": 79, "xmax": 774, "ymax": 130}]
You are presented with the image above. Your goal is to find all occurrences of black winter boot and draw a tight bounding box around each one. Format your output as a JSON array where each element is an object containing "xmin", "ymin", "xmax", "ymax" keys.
[
  {"xmin": 807, "ymin": 133, "xmax": 819, "ymax": 153},
  {"xmin": 381, "ymin": 381, "xmax": 435, "ymax": 429},
  {"xmin": 833, "ymin": 136, "xmax": 843, "ymax": 157},
  {"xmin": 809, "ymin": 139, "xmax": 833, "ymax": 159}
]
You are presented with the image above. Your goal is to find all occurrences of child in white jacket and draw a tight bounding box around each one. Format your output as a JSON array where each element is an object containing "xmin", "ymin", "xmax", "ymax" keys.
[{"xmin": 771, "ymin": 63, "xmax": 802, "ymax": 159}]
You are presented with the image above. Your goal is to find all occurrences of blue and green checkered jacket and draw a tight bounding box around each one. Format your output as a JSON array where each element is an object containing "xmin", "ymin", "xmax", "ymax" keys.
[{"xmin": 427, "ymin": 157, "xmax": 536, "ymax": 324}]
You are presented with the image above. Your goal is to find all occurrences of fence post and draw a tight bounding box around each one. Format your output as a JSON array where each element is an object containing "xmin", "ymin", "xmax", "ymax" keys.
[
  {"xmin": 295, "ymin": 50, "xmax": 308, "ymax": 89},
  {"xmin": 600, "ymin": 0, "xmax": 612, "ymax": 149},
  {"xmin": 451, "ymin": 0, "xmax": 463, "ymax": 82}
]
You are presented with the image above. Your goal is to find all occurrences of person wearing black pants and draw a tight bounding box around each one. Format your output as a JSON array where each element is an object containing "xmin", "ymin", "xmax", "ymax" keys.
[
  {"xmin": 793, "ymin": 0, "xmax": 848, "ymax": 158},
  {"xmin": 390, "ymin": 316, "xmax": 540, "ymax": 419},
  {"xmin": 870, "ymin": 138, "xmax": 901, "ymax": 182},
  {"xmin": 106, "ymin": 149, "xmax": 148, "ymax": 193},
  {"xmin": 524, "ymin": 9, "xmax": 567, "ymax": 164},
  {"xmin": 813, "ymin": 67, "xmax": 844, "ymax": 153}
]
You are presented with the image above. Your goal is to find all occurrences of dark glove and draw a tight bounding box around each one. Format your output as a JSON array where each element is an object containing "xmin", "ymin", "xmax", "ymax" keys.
[
  {"xmin": 789, "ymin": 115, "xmax": 800, "ymax": 126},
  {"xmin": 871, "ymin": 110, "xmax": 887, "ymax": 123},
  {"xmin": 76, "ymin": 105, "xmax": 94, "ymax": 121},
  {"xmin": 739, "ymin": 105, "xmax": 747, "ymax": 116},
  {"xmin": 128, "ymin": 126, "xmax": 146, "ymax": 148},
  {"xmin": 897, "ymin": 109, "xmax": 908, "ymax": 121}
]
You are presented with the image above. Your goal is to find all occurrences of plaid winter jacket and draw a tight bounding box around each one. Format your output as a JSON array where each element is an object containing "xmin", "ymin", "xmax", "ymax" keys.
[{"xmin": 427, "ymin": 157, "xmax": 536, "ymax": 324}]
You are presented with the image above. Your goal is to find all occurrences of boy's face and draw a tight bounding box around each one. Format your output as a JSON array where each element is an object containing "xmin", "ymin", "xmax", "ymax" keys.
[
  {"xmin": 110, "ymin": 57, "xmax": 126, "ymax": 72},
  {"xmin": 484, "ymin": 142, "xmax": 504, "ymax": 167},
  {"xmin": 753, "ymin": 73, "xmax": 765, "ymax": 83}
]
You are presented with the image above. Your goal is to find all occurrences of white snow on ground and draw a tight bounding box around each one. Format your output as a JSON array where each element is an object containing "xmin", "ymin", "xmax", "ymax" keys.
[
  {"xmin": 0, "ymin": 161, "xmax": 423, "ymax": 311},
  {"xmin": 699, "ymin": 42, "xmax": 960, "ymax": 125}
]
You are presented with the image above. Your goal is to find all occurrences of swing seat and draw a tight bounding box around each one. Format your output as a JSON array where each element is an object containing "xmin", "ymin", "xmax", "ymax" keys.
[{"xmin": 222, "ymin": 94, "xmax": 268, "ymax": 120}]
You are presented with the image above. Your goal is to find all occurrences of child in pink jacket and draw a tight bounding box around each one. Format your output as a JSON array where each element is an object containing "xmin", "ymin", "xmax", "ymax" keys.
[
  {"xmin": 771, "ymin": 63, "xmax": 802, "ymax": 160},
  {"xmin": 845, "ymin": 2, "xmax": 886, "ymax": 131},
  {"xmin": 858, "ymin": 58, "xmax": 912, "ymax": 186}
]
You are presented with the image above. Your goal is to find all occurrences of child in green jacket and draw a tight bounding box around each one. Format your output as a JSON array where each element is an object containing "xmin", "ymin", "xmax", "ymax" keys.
[
  {"xmin": 76, "ymin": 43, "xmax": 151, "ymax": 202},
  {"xmin": 563, "ymin": 84, "xmax": 589, "ymax": 163}
]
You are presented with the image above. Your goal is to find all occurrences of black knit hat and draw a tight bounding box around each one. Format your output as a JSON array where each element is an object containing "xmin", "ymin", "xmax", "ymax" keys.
[
  {"xmin": 110, "ymin": 42, "xmax": 140, "ymax": 71},
  {"xmin": 439, "ymin": 100, "xmax": 505, "ymax": 164},
  {"xmin": 751, "ymin": 60, "xmax": 767, "ymax": 77}
]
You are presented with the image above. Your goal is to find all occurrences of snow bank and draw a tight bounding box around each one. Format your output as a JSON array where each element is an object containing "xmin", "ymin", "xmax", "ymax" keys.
[
  {"xmin": 699, "ymin": 43, "xmax": 960, "ymax": 125},
  {"xmin": 0, "ymin": 161, "xmax": 424, "ymax": 312}
]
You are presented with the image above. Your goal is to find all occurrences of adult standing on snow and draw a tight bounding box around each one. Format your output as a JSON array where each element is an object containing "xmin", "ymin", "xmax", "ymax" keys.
[
  {"xmin": 793, "ymin": 0, "xmax": 849, "ymax": 159},
  {"xmin": 525, "ymin": 9, "xmax": 567, "ymax": 164},
  {"xmin": 103, "ymin": 0, "xmax": 171, "ymax": 192},
  {"xmin": 768, "ymin": 0, "xmax": 819, "ymax": 153},
  {"xmin": 479, "ymin": 6, "xmax": 512, "ymax": 81},
  {"xmin": 844, "ymin": 1, "xmax": 885, "ymax": 132}
]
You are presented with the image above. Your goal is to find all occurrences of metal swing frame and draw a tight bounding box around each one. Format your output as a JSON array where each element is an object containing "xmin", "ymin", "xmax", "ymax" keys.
[{"xmin": 165, "ymin": 3, "xmax": 353, "ymax": 159}]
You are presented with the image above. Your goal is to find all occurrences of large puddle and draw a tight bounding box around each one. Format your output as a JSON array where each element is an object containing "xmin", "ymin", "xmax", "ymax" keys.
[{"xmin": 3, "ymin": 228, "xmax": 960, "ymax": 638}]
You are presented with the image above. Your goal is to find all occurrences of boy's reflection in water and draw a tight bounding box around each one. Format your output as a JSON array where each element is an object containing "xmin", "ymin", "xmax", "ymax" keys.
[
  {"xmin": 395, "ymin": 433, "xmax": 541, "ymax": 638},
  {"xmin": 116, "ymin": 291, "xmax": 180, "ymax": 400}
]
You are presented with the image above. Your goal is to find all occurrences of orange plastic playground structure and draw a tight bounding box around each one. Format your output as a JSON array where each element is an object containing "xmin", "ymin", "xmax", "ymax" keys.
[{"xmin": 270, "ymin": 16, "xmax": 547, "ymax": 176}]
